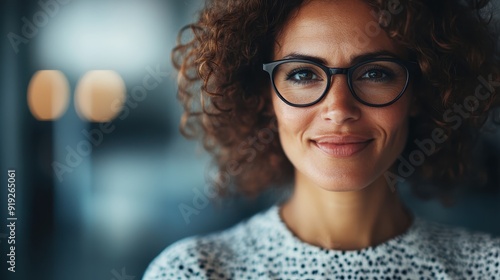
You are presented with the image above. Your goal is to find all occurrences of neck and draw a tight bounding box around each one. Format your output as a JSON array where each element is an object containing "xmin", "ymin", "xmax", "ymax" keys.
[{"xmin": 280, "ymin": 175, "xmax": 413, "ymax": 250}]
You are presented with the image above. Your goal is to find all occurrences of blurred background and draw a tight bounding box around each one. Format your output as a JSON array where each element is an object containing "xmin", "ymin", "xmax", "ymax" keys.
[{"xmin": 0, "ymin": 0, "xmax": 499, "ymax": 279}]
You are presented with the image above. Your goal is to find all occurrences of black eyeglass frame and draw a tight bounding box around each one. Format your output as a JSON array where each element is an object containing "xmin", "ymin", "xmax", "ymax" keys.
[{"xmin": 262, "ymin": 58, "xmax": 419, "ymax": 108}]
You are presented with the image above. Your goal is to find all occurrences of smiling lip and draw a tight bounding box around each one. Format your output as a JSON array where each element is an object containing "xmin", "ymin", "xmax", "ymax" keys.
[{"xmin": 311, "ymin": 136, "xmax": 373, "ymax": 158}]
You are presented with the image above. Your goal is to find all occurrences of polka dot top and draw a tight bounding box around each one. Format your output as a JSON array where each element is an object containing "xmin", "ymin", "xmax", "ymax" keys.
[{"xmin": 143, "ymin": 205, "xmax": 500, "ymax": 279}]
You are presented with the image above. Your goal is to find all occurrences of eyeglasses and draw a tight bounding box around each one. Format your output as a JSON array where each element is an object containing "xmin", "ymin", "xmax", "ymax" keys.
[{"xmin": 262, "ymin": 58, "xmax": 419, "ymax": 107}]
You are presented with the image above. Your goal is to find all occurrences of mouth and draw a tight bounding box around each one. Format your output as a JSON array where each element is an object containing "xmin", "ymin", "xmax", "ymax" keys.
[{"xmin": 311, "ymin": 136, "xmax": 373, "ymax": 158}]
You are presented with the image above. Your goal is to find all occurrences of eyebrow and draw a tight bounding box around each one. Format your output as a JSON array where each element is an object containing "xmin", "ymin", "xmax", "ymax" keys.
[{"xmin": 281, "ymin": 50, "xmax": 403, "ymax": 66}]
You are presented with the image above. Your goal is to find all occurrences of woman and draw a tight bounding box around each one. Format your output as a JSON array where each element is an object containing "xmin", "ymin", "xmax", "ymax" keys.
[{"xmin": 145, "ymin": 0, "xmax": 500, "ymax": 278}]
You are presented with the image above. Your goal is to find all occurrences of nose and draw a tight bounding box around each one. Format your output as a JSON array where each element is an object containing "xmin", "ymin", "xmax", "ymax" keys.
[{"xmin": 320, "ymin": 76, "xmax": 361, "ymax": 124}]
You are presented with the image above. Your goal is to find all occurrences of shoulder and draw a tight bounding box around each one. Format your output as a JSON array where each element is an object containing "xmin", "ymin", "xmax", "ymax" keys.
[
  {"xmin": 142, "ymin": 206, "xmax": 279, "ymax": 280},
  {"xmin": 410, "ymin": 217, "xmax": 500, "ymax": 276},
  {"xmin": 142, "ymin": 236, "xmax": 203, "ymax": 280},
  {"xmin": 414, "ymin": 218, "xmax": 500, "ymax": 255}
]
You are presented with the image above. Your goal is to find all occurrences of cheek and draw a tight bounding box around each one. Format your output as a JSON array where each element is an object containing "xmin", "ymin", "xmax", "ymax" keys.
[
  {"xmin": 384, "ymin": 114, "xmax": 409, "ymax": 150},
  {"xmin": 378, "ymin": 109, "xmax": 409, "ymax": 132},
  {"xmin": 374, "ymin": 97, "xmax": 412, "ymax": 147},
  {"xmin": 271, "ymin": 95, "xmax": 315, "ymax": 165},
  {"xmin": 272, "ymin": 95, "xmax": 313, "ymax": 138}
]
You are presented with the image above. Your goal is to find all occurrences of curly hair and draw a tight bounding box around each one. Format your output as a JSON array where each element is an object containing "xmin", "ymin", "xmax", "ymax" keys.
[{"xmin": 172, "ymin": 0, "xmax": 500, "ymax": 201}]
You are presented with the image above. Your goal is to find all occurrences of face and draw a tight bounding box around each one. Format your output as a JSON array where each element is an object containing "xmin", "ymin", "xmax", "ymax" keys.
[{"xmin": 271, "ymin": 0, "xmax": 414, "ymax": 191}]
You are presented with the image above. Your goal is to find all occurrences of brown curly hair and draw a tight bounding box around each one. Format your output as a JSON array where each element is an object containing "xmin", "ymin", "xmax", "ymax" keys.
[{"xmin": 172, "ymin": 0, "xmax": 500, "ymax": 201}]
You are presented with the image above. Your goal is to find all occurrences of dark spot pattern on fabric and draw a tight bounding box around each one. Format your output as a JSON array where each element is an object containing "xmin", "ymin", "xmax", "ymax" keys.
[{"xmin": 143, "ymin": 205, "xmax": 500, "ymax": 279}]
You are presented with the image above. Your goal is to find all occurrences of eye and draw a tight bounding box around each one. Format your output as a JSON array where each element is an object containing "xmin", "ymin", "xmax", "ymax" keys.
[
  {"xmin": 354, "ymin": 62, "xmax": 399, "ymax": 83},
  {"xmin": 361, "ymin": 69, "xmax": 388, "ymax": 80},
  {"xmin": 286, "ymin": 69, "xmax": 321, "ymax": 84}
]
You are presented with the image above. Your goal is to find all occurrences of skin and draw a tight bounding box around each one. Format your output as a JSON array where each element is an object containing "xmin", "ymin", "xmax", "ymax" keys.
[{"xmin": 273, "ymin": 0, "xmax": 414, "ymax": 250}]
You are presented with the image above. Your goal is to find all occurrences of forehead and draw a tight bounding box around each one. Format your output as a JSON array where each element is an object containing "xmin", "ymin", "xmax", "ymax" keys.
[{"xmin": 274, "ymin": 0, "xmax": 405, "ymax": 64}]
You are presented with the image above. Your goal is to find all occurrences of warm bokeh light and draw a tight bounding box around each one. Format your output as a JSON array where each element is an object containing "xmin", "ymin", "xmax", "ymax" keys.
[
  {"xmin": 27, "ymin": 70, "xmax": 70, "ymax": 121},
  {"xmin": 75, "ymin": 70, "xmax": 126, "ymax": 122}
]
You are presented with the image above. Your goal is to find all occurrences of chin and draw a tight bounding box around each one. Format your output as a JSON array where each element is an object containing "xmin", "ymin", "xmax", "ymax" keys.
[
  {"xmin": 306, "ymin": 172, "xmax": 378, "ymax": 192},
  {"xmin": 317, "ymin": 181, "xmax": 371, "ymax": 192}
]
